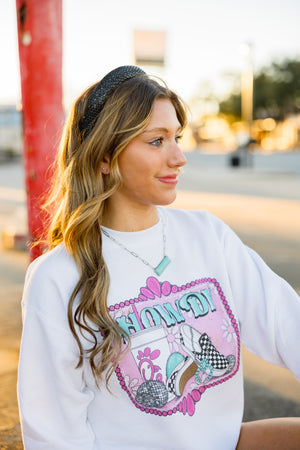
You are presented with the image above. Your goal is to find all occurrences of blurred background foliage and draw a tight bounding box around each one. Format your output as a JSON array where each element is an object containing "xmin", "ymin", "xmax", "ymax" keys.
[{"xmin": 219, "ymin": 58, "xmax": 300, "ymax": 121}]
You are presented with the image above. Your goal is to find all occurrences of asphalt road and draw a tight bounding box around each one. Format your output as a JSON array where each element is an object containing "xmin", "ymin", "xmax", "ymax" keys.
[{"xmin": 0, "ymin": 151, "xmax": 300, "ymax": 447}]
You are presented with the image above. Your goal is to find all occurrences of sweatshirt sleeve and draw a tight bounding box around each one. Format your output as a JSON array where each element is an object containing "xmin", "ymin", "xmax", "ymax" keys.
[
  {"xmin": 18, "ymin": 256, "xmax": 95, "ymax": 449},
  {"xmin": 209, "ymin": 213, "xmax": 300, "ymax": 382}
]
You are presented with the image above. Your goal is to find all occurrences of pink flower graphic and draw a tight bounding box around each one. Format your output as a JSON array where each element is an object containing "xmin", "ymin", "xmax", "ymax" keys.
[
  {"xmin": 124, "ymin": 375, "xmax": 139, "ymax": 396},
  {"xmin": 166, "ymin": 325, "xmax": 181, "ymax": 352},
  {"xmin": 136, "ymin": 347, "xmax": 162, "ymax": 382},
  {"xmin": 221, "ymin": 318, "xmax": 237, "ymax": 343}
]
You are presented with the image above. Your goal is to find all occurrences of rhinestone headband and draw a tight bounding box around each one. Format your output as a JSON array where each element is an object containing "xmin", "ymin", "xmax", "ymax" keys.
[{"xmin": 80, "ymin": 65, "xmax": 146, "ymax": 138}]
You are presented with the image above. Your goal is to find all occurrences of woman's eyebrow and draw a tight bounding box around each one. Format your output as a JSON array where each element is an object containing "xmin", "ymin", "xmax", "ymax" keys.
[{"xmin": 142, "ymin": 126, "xmax": 182, "ymax": 134}]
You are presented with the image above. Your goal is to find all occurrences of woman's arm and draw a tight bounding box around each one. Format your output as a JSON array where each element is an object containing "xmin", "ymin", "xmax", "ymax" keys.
[
  {"xmin": 18, "ymin": 256, "xmax": 95, "ymax": 449},
  {"xmin": 210, "ymin": 213, "xmax": 300, "ymax": 379},
  {"xmin": 218, "ymin": 222, "xmax": 300, "ymax": 448},
  {"xmin": 236, "ymin": 417, "xmax": 300, "ymax": 449}
]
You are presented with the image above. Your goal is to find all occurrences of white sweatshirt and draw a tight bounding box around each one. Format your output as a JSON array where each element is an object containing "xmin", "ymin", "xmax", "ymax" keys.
[{"xmin": 18, "ymin": 208, "xmax": 300, "ymax": 450}]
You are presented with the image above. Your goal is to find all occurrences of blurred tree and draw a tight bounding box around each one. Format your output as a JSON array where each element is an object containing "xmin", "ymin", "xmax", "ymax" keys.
[{"xmin": 219, "ymin": 58, "xmax": 300, "ymax": 121}]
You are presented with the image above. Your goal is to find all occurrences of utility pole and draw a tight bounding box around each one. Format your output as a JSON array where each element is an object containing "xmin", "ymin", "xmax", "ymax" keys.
[{"xmin": 16, "ymin": 0, "xmax": 64, "ymax": 260}]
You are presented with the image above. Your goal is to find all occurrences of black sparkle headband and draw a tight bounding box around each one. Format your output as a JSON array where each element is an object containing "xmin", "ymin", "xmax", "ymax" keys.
[{"xmin": 80, "ymin": 65, "xmax": 146, "ymax": 138}]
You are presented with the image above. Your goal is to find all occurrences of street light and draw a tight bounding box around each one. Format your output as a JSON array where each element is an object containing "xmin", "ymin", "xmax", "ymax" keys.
[{"xmin": 240, "ymin": 42, "xmax": 253, "ymax": 137}]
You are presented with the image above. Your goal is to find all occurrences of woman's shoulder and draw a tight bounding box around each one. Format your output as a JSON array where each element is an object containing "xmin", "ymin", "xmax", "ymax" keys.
[
  {"xmin": 161, "ymin": 207, "xmax": 231, "ymax": 244},
  {"xmin": 163, "ymin": 207, "xmax": 226, "ymax": 229},
  {"xmin": 22, "ymin": 244, "xmax": 80, "ymax": 316},
  {"xmin": 29, "ymin": 242, "xmax": 76, "ymax": 274},
  {"xmin": 25, "ymin": 243, "xmax": 79, "ymax": 294}
]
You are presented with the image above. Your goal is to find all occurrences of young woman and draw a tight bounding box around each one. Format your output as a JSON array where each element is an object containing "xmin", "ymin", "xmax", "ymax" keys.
[{"xmin": 18, "ymin": 66, "xmax": 300, "ymax": 449}]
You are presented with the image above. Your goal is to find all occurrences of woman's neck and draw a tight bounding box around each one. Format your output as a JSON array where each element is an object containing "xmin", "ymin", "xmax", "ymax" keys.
[{"xmin": 101, "ymin": 202, "xmax": 159, "ymax": 232}]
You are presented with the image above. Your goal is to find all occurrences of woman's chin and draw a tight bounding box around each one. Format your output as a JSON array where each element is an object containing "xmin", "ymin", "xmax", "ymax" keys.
[{"xmin": 155, "ymin": 191, "xmax": 177, "ymax": 206}]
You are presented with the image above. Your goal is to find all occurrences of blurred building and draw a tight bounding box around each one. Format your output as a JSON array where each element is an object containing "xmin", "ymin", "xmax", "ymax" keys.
[
  {"xmin": 133, "ymin": 30, "xmax": 166, "ymax": 67},
  {"xmin": 0, "ymin": 104, "xmax": 22, "ymax": 156}
]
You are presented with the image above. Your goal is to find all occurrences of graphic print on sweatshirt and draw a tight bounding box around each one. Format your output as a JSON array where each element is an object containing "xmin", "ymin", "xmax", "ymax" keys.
[{"xmin": 110, "ymin": 277, "xmax": 240, "ymax": 417}]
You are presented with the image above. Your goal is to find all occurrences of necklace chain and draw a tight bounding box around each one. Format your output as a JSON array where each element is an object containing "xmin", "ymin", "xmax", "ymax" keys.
[{"xmin": 101, "ymin": 211, "xmax": 170, "ymax": 275}]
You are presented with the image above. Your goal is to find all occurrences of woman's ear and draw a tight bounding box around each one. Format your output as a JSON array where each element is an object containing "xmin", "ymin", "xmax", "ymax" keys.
[{"xmin": 101, "ymin": 155, "xmax": 110, "ymax": 175}]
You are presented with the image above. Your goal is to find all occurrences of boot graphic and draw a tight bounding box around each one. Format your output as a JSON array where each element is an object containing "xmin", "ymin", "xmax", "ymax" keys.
[
  {"xmin": 166, "ymin": 355, "xmax": 198, "ymax": 397},
  {"xmin": 180, "ymin": 324, "xmax": 235, "ymax": 378}
]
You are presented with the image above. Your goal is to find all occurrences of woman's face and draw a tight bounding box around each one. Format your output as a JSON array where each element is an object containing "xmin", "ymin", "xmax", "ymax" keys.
[{"xmin": 110, "ymin": 99, "xmax": 187, "ymax": 211}]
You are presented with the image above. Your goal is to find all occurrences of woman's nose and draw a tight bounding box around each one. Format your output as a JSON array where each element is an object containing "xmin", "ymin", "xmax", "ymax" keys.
[{"xmin": 168, "ymin": 142, "xmax": 187, "ymax": 168}]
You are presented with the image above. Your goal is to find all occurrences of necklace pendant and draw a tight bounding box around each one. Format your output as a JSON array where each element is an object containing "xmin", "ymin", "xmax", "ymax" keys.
[{"xmin": 154, "ymin": 256, "xmax": 171, "ymax": 276}]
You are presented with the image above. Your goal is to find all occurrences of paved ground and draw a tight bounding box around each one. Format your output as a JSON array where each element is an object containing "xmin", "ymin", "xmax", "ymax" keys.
[{"xmin": 0, "ymin": 151, "xmax": 300, "ymax": 447}]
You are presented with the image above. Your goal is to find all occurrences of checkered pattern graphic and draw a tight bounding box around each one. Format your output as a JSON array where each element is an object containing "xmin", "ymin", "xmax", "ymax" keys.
[
  {"xmin": 167, "ymin": 371, "xmax": 178, "ymax": 395},
  {"xmin": 195, "ymin": 333, "xmax": 228, "ymax": 370}
]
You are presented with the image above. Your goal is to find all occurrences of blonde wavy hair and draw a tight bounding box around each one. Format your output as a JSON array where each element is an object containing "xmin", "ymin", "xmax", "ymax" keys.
[{"xmin": 47, "ymin": 72, "xmax": 187, "ymax": 388}]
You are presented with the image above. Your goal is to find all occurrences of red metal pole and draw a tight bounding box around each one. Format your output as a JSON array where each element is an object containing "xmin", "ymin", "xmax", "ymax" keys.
[{"xmin": 16, "ymin": 0, "xmax": 64, "ymax": 260}]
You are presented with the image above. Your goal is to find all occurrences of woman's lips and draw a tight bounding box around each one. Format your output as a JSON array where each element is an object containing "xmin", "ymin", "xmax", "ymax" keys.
[{"xmin": 157, "ymin": 174, "xmax": 179, "ymax": 185}]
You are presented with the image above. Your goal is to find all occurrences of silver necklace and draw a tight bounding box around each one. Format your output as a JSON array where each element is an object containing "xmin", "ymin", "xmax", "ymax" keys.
[{"xmin": 101, "ymin": 212, "xmax": 171, "ymax": 276}]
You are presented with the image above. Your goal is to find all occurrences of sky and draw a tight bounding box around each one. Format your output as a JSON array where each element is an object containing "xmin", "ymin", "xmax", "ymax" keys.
[{"xmin": 1, "ymin": 0, "xmax": 300, "ymax": 109}]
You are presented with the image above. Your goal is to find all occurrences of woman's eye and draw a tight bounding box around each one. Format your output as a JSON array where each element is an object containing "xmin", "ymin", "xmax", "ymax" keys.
[
  {"xmin": 175, "ymin": 135, "xmax": 183, "ymax": 143},
  {"xmin": 150, "ymin": 138, "xmax": 163, "ymax": 147}
]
